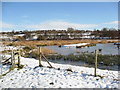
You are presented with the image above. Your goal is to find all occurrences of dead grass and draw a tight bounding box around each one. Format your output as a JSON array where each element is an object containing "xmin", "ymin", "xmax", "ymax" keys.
[
  {"xmin": 21, "ymin": 46, "xmax": 55, "ymax": 58},
  {"xmin": 2, "ymin": 39, "xmax": 119, "ymax": 47},
  {"xmin": 0, "ymin": 50, "xmax": 12, "ymax": 54},
  {"xmin": 32, "ymin": 47, "xmax": 55, "ymax": 56}
]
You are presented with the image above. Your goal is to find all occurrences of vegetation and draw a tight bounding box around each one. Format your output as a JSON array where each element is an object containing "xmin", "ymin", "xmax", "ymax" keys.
[
  {"xmin": 1, "ymin": 27, "xmax": 119, "ymax": 41},
  {"xmin": 1, "ymin": 50, "xmax": 12, "ymax": 54},
  {"xmin": 7, "ymin": 43, "xmax": 15, "ymax": 46},
  {"xmin": 47, "ymin": 53, "xmax": 120, "ymax": 66},
  {"xmin": 21, "ymin": 46, "xmax": 55, "ymax": 59},
  {"xmin": 92, "ymin": 28, "xmax": 119, "ymax": 39},
  {"xmin": 3, "ymin": 39, "xmax": 119, "ymax": 47}
]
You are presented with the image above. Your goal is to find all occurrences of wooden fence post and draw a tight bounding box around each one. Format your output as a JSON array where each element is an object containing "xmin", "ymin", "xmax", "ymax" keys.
[
  {"xmin": 18, "ymin": 49, "xmax": 20, "ymax": 67},
  {"xmin": 94, "ymin": 49, "xmax": 98, "ymax": 77},
  {"xmin": 11, "ymin": 49, "xmax": 13, "ymax": 64},
  {"xmin": 37, "ymin": 45, "xmax": 52, "ymax": 67},
  {"xmin": 13, "ymin": 50, "xmax": 15, "ymax": 68},
  {"xmin": 11, "ymin": 49, "xmax": 14, "ymax": 68},
  {"xmin": 11, "ymin": 49, "xmax": 15, "ymax": 70},
  {"xmin": 41, "ymin": 52, "xmax": 53, "ymax": 68},
  {"xmin": 0, "ymin": 60, "xmax": 2, "ymax": 75},
  {"xmin": 39, "ymin": 47, "xmax": 42, "ymax": 67}
]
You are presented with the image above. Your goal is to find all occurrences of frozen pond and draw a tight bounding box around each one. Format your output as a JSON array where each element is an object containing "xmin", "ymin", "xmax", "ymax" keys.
[{"xmin": 45, "ymin": 43, "xmax": 119, "ymax": 55}]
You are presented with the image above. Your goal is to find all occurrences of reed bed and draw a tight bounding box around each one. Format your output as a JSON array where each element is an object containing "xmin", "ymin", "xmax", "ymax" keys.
[
  {"xmin": 3, "ymin": 39, "xmax": 119, "ymax": 47},
  {"xmin": 47, "ymin": 53, "xmax": 120, "ymax": 66}
]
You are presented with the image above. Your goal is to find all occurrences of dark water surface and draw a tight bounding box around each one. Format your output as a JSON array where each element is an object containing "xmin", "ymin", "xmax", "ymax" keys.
[{"xmin": 45, "ymin": 43, "xmax": 119, "ymax": 55}]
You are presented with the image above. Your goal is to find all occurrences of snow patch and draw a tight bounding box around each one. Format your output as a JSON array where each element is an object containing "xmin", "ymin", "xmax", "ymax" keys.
[{"xmin": 0, "ymin": 55, "xmax": 119, "ymax": 88}]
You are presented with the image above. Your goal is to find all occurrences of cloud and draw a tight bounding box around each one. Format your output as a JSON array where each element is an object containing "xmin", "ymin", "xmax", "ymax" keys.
[
  {"xmin": 0, "ymin": 20, "xmax": 99, "ymax": 30},
  {"xmin": 103, "ymin": 21, "xmax": 119, "ymax": 25},
  {"xmin": 2, "ymin": 20, "xmax": 119, "ymax": 31},
  {"xmin": 25, "ymin": 20, "xmax": 98, "ymax": 30},
  {"xmin": 0, "ymin": 21, "xmax": 16, "ymax": 28}
]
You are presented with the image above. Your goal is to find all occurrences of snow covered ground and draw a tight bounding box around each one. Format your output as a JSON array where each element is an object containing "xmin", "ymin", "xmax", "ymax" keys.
[
  {"xmin": 0, "ymin": 45, "xmax": 23, "ymax": 52},
  {"xmin": 62, "ymin": 43, "xmax": 89, "ymax": 47},
  {"xmin": 0, "ymin": 55, "xmax": 119, "ymax": 89}
]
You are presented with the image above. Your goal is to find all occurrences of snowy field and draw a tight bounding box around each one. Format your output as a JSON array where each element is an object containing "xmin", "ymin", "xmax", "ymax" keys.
[
  {"xmin": 0, "ymin": 55, "xmax": 119, "ymax": 89},
  {"xmin": 0, "ymin": 45, "xmax": 23, "ymax": 52}
]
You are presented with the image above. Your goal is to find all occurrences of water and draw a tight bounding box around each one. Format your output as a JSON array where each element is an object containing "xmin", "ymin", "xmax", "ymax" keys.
[{"xmin": 45, "ymin": 43, "xmax": 119, "ymax": 55}]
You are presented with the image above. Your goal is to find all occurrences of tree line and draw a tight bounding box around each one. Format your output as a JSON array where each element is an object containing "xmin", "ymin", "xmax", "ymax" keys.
[{"xmin": 1, "ymin": 27, "xmax": 119, "ymax": 41}]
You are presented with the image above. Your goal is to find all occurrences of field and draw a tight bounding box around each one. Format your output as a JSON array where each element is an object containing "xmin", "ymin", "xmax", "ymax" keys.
[
  {"xmin": 0, "ymin": 39, "xmax": 120, "ymax": 88},
  {"xmin": 2, "ymin": 39, "xmax": 119, "ymax": 47},
  {"xmin": 0, "ymin": 54, "xmax": 119, "ymax": 88}
]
